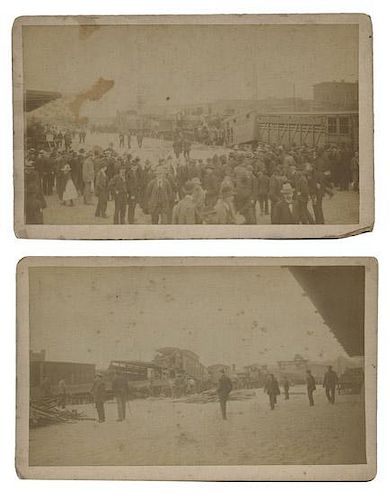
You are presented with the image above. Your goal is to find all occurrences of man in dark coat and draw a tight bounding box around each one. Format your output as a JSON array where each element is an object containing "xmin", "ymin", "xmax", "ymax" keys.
[
  {"xmin": 95, "ymin": 165, "xmax": 108, "ymax": 218},
  {"xmin": 323, "ymin": 365, "xmax": 338, "ymax": 404},
  {"xmin": 90, "ymin": 374, "xmax": 106, "ymax": 423},
  {"xmin": 42, "ymin": 152, "xmax": 55, "ymax": 196},
  {"xmin": 265, "ymin": 374, "xmax": 280, "ymax": 410},
  {"xmin": 25, "ymin": 162, "xmax": 47, "ymax": 224},
  {"xmin": 146, "ymin": 170, "xmax": 173, "ymax": 224},
  {"xmin": 70, "ymin": 151, "xmax": 83, "ymax": 193},
  {"xmin": 256, "ymin": 169, "xmax": 270, "ymax": 216},
  {"xmin": 272, "ymin": 183, "xmax": 300, "ymax": 224},
  {"xmin": 109, "ymin": 166, "xmax": 128, "ymax": 224},
  {"xmin": 136, "ymin": 159, "xmax": 150, "ymax": 213},
  {"xmin": 203, "ymin": 166, "xmax": 220, "ymax": 208},
  {"xmin": 234, "ymin": 165, "xmax": 256, "ymax": 224},
  {"xmin": 173, "ymin": 137, "xmax": 183, "ymax": 159},
  {"xmin": 217, "ymin": 369, "xmax": 233, "ymax": 420},
  {"xmin": 307, "ymin": 164, "xmax": 326, "ymax": 224},
  {"xmin": 183, "ymin": 137, "xmax": 191, "ymax": 160},
  {"xmin": 136, "ymin": 129, "xmax": 144, "ymax": 148},
  {"xmin": 283, "ymin": 377, "xmax": 290, "ymax": 400},
  {"xmin": 269, "ymin": 168, "xmax": 282, "ymax": 222},
  {"xmin": 125, "ymin": 164, "xmax": 139, "ymax": 223},
  {"xmin": 111, "ymin": 371, "xmax": 129, "ymax": 422},
  {"xmin": 176, "ymin": 161, "xmax": 190, "ymax": 199},
  {"xmin": 306, "ymin": 369, "xmax": 316, "ymax": 407},
  {"xmin": 295, "ymin": 167, "xmax": 314, "ymax": 224}
]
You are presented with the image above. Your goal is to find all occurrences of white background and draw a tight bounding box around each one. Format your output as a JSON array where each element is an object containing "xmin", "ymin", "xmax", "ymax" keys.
[{"xmin": 0, "ymin": 0, "xmax": 387, "ymax": 496}]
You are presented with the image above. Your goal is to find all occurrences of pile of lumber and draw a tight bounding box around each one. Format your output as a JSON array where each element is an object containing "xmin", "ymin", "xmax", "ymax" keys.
[
  {"xmin": 30, "ymin": 398, "xmax": 94, "ymax": 427},
  {"xmin": 175, "ymin": 389, "xmax": 256, "ymax": 404}
]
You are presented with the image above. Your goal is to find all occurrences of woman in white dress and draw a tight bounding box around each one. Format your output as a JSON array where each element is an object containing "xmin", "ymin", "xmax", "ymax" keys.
[{"xmin": 61, "ymin": 164, "xmax": 78, "ymax": 207}]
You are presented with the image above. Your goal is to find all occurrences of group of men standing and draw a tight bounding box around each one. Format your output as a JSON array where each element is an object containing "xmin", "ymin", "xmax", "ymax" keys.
[
  {"xmin": 90, "ymin": 371, "xmax": 130, "ymax": 423},
  {"xmin": 83, "ymin": 365, "xmax": 340, "ymax": 423},
  {"xmin": 24, "ymin": 125, "xmax": 358, "ymax": 227},
  {"xmin": 218, "ymin": 365, "xmax": 339, "ymax": 420}
]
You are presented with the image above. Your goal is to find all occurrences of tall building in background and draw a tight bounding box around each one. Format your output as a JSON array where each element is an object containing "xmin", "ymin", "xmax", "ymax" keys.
[{"xmin": 313, "ymin": 80, "xmax": 358, "ymax": 111}]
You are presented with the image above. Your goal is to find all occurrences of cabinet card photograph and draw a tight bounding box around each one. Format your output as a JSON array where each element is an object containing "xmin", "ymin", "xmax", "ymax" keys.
[
  {"xmin": 16, "ymin": 257, "xmax": 377, "ymax": 480},
  {"xmin": 13, "ymin": 15, "xmax": 373, "ymax": 239}
]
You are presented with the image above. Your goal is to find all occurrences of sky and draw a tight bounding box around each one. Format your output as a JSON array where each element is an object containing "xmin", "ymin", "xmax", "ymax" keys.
[
  {"xmin": 29, "ymin": 266, "xmax": 347, "ymax": 370},
  {"xmin": 23, "ymin": 24, "xmax": 359, "ymax": 117}
]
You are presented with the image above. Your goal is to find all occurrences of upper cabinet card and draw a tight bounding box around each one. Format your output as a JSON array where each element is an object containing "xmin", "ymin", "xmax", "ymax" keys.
[{"xmin": 13, "ymin": 14, "xmax": 373, "ymax": 239}]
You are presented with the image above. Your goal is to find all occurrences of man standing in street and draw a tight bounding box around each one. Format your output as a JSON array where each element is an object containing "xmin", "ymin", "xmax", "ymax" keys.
[
  {"xmin": 82, "ymin": 152, "xmax": 95, "ymax": 205},
  {"xmin": 283, "ymin": 376, "xmax": 290, "ymax": 400},
  {"xmin": 172, "ymin": 181, "xmax": 197, "ymax": 224},
  {"xmin": 90, "ymin": 373, "xmax": 106, "ymax": 423},
  {"xmin": 295, "ymin": 165, "xmax": 314, "ymax": 224},
  {"xmin": 95, "ymin": 164, "xmax": 108, "ymax": 218},
  {"xmin": 217, "ymin": 369, "xmax": 233, "ymax": 420},
  {"xmin": 125, "ymin": 162, "xmax": 139, "ymax": 224},
  {"xmin": 265, "ymin": 373, "xmax": 280, "ymax": 410},
  {"xmin": 272, "ymin": 183, "xmax": 300, "ymax": 224},
  {"xmin": 146, "ymin": 167, "xmax": 173, "ymax": 224},
  {"xmin": 109, "ymin": 166, "xmax": 128, "ymax": 224},
  {"xmin": 58, "ymin": 379, "xmax": 67, "ymax": 409},
  {"xmin": 183, "ymin": 136, "xmax": 191, "ymax": 160},
  {"xmin": 111, "ymin": 370, "xmax": 129, "ymax": 422},
  {"xmin": 323, "ymin": 365, "xmax": 338, "ymax": 404},
  {"xmin": 136, "ymin": 129, "xmax": 144, "ymax": 148},
  {"xmin": 306, "ymin": 369, "xmax": 316, "ymax": 407}
]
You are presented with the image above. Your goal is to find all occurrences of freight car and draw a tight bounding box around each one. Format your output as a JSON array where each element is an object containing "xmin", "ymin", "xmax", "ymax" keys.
[
  {"xmin": 30, "ymin": 360, "xmax": 95, "ymax": 404},
  {"xmin": 256, "ymin": 111, "xmax": 358, "ymax": 148},
  {"xmin": 338, "ymin": 367, "xmax": 364, "ymax": 395},
  {"xmin": 223, "ymin": 110, "xmax": 358, "ymax": 149}
]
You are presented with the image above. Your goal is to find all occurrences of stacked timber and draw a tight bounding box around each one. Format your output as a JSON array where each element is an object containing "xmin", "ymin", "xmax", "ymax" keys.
[
  {"xmin": 30, "ymin": 398, "xmax": 94, "ymax": 427},
  {"xmin": 175, "ymin": 389, "xmax": 256, "ymax": 404}
]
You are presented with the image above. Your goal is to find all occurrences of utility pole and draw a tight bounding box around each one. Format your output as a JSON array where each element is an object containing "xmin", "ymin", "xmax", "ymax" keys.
[{"xmin": 293, "ymin": 83, "xmax": 296, "ymax": 111}]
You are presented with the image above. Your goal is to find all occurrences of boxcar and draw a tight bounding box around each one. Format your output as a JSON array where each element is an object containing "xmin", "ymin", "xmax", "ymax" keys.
[
  {"xmin": 255, "ymin": 111, "xmax": 358, "ymax": 148},
  {"xmin": 30, "ymin": 360, "xmax": 95, "ymax": 403}
]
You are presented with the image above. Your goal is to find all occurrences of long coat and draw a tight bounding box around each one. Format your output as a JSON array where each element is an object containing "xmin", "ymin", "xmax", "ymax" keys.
[
  {"xmin": 265, "ymin": 377, "xmax": 280, "ymax": 396},
  {"xmin": 146, "ymin": 178, "xmax": 173, "ymax": 213},
  {"xmin": 82, "ymin": 157, "xmax": 95, "ymax": 183},
  {"xmin": 91, "ymin": 379, "xmax": 106, "ymax": 403},
  {"xmin": 95, "ymin": 169, "xmax": 108, "ymax": 196},
  {"xmin": 272, "ymin": 200, "xmax": 300, "ymax": 224},
  {"xmin": 217, "ymin": 375, "xmax": 233, "ymax": 399}
]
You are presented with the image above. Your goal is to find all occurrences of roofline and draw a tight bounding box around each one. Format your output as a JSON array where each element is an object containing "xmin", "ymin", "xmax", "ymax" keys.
[{"xmin": 30, "ymin": 360, "xmax": 95, "ymax": 367}]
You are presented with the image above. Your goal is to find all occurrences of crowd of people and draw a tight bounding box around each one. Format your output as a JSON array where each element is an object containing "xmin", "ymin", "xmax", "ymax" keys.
[{"xmin": 24, "ymin": 126, "xmax": 359, "ymax": 225}]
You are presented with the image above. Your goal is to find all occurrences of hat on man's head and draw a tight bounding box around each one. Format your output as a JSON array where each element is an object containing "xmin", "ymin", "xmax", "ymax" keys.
[
  {"xmin": 182, "ymin": 181, "xmax": 194, "ymax": 195},
  {"xmin": 220, "ymin": 185, "xmax": 235, "ymax": 199},
  {"xmin": 280, "ymin": 183, "xmax": 294, "ymax": 195},
  {"xmin": 304, "ymin": 163, "xmax": 313, "ymax": 172}
]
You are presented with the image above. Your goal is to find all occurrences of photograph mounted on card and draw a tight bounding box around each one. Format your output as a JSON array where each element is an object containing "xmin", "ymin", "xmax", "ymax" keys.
[
  {"xmin": 16, "ymin": 257, "xmax": 377, "ymax": 480},
  {"xmin": 13, "ymin": 14, "xmax": 373, "ymax": 239}
]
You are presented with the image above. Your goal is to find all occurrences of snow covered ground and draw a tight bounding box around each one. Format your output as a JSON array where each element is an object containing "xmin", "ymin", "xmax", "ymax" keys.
[{"xmin": 29, "ymin": 387, "xmax": 365, "ymax": 466}]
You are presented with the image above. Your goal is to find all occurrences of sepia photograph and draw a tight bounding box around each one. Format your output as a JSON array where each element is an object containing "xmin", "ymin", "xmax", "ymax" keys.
[
  {"xmin": 13, "ymin": 14, "xmax": 373, "ymax": 239},
  {"xmin": 16, "ymin": 257, "xmax": 377, "ymax": 480}
]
